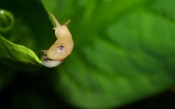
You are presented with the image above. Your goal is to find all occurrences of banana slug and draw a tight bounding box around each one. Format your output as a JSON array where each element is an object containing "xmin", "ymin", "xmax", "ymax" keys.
[{"xmin": 41, "ymin": 14, "xmax": 74, "ymax": 67}]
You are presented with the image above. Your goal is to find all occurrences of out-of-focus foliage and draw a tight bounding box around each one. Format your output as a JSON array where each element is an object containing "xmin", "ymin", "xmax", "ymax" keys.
[
  {"xmin": 0, "ymin": 64, "xmax": 14, "ymax": 91},
  {"xmin": 1, "ymin": 0, "xmax": 175, "ymax": 108},
  {"xmin": 0, "ymin": 0, "xmax": 51, "ymax": 92},
  {"xmin": 11, "ymin": 89, "xmax": 58, "ymax": 109}
]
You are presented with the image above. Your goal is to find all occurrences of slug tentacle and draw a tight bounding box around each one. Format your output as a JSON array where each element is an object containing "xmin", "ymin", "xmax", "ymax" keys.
[
  {"xmin": 50, "ymin": 13, "xmax": 61, "ymax": 28},
  {"xmin": 41, "ymin": 14, "xmax": 74, "ymax": 68},
  {"xmin": 63, "ymin": 19, "xmax": 71, "ymax": 26}
]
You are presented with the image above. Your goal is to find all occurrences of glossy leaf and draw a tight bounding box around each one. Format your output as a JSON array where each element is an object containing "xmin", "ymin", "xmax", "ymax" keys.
[
  {"xmin": 41, "ymin": 0, "xmax": 175, "ymax": 108},
  {"xmin": 0, "ymin": 35, "xmax": 42, "ymax": 65}
]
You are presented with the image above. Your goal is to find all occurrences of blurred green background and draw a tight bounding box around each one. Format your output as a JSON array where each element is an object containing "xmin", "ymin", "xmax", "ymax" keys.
[{"xmin": 1, "ymin": 0, "xmax": 175, "ymax": 109}]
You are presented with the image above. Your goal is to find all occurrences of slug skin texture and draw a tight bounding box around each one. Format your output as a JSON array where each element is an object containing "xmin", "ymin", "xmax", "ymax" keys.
[{"xmin": 41, "ymin": 14, "xmax": 74, "ymax": 68}]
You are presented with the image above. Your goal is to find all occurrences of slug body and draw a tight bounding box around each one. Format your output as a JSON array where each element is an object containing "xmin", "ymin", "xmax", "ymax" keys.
[{"xmin": 41, "ymin": 14, "xmax": 74, "ymax": 67}]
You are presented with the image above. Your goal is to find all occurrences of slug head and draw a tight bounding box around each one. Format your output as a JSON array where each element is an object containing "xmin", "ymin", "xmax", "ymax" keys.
[{"xmin": 54, "ymin": 26, "xmax": 71, "ymax": 38}]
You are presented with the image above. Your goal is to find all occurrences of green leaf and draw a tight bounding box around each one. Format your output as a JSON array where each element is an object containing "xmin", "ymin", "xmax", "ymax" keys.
[
  {"xmin": 152, "ymin": 0, "xmax": 175, "ymax": 20},
  {"xmin": 40, "ymin": 0, "xmax": 175, "ymax": 108},
  {"xmin": 0, "ymin": 35, "xmax": 42, "ymax": 66}
]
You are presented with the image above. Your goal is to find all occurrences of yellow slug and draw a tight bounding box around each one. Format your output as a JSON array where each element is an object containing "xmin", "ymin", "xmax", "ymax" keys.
[{"xmin": 41, "ymin": 14, "xmax": 74, "ymax": 67}]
